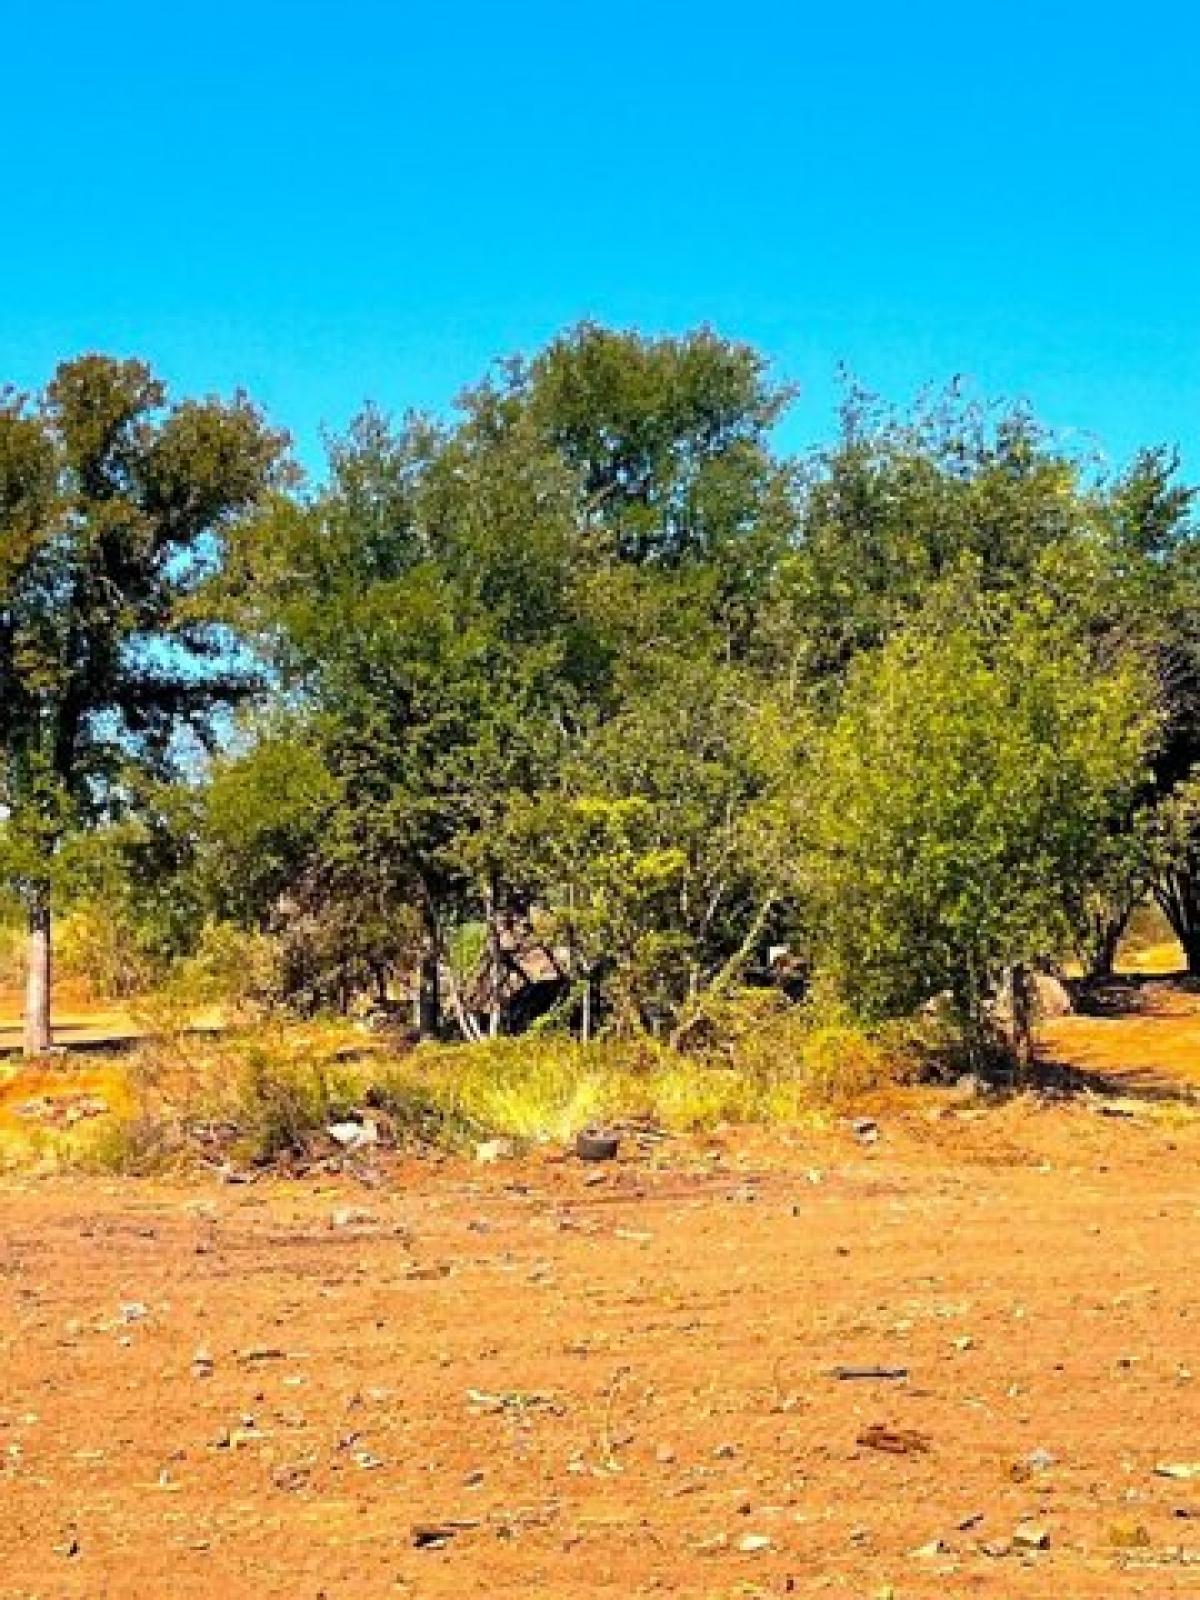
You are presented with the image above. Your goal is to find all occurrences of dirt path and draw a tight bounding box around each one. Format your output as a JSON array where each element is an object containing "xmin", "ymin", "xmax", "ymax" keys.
[
  {"xmin": 3, "ymin": 978, "xmax": 1200, "ymax": 1596},
  {"xmin": 3, "ymin": 1095, "xmax": 1200, "ymax": 1598}
]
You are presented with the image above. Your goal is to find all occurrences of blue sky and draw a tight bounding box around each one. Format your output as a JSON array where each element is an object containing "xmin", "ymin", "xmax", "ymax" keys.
[{"xmin": 2, "ymin": 1, "xmax": 1197, "ymax": 480}]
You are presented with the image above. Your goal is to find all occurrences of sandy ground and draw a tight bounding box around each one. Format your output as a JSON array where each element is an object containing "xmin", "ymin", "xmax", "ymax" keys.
[{"xmin": 2, "ymin": 977, "xmax": 1200, "ymax": 1596}]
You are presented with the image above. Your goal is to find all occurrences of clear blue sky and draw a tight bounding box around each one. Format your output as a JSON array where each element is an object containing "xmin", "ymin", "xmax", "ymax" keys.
[{"xmin": 2, "ymin": 1, "xmax": 1197, "ymax": 480}]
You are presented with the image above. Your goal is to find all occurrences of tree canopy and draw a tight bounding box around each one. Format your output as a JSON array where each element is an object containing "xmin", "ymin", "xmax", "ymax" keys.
[
  {"xmin": 2, "ymin": 329, "xmax": 1196, "ymax": 1062},
  {"xmin": 0, "ymin": 355, "xmax": 286, "ymax": 1049}
]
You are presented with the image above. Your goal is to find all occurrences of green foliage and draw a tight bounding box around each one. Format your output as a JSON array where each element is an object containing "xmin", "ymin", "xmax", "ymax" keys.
[
  {"xmin": 0, "ymin": 355, "xmax": 286, "ymax": 1038},
  {"xmin": 6, "ymin": 334, "xmax": 1198, "ymax": 1069},
  {"xmin": 799, "ymin": 585, "xmax": 1158, "ymax": 1034}
]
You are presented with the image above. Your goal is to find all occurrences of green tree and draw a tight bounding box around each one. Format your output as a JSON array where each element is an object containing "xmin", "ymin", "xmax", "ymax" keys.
[
  {"xmin": 228, "ymin": 324, "xmax": 793, "ymax": 1035},
  {"xmin": 799, "ymin": 584, "xmax": 1158, "ymax": 1057},
  {"xmin": 0, "ymin": 355, "xmax": 285, "ymax": 1053},
  {"xmin": 510, "ymin": 655, "xmax": 778, "ymax": 1035}
]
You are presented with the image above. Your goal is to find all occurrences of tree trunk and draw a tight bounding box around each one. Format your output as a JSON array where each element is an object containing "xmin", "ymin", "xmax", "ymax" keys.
[
  {"xmin": 23, "ymin": 892, "xmax": 52, "ymax": 1058},
  {"xmin": 1087, "ymin": 904, "xmax": 1133, "ymax": 983},
  {"xmin": 1155, "ymin": 868, "xmax": 1200, "ymax": 977},
  {"xmin": 485, "ymin": 877, "xmax": 504, "ymax": 1039},
  {"xmin": 1008, "ymin": 962, "xmax": 1035, "ymax": 1075},
  {"xmin": 417, "ymin": 950, "xmax": 440, "ymax": 1039},
  {"xmin": 446, "ymin": 965, "xmax": 483, "ymax": 1043},
  {"xmin": 414, "ymin": 897, "xmax": 441, "ymax": 1040},
  {"xmin": 580, "ymin": 972, "xmax": 593, "ymax": 1045}
]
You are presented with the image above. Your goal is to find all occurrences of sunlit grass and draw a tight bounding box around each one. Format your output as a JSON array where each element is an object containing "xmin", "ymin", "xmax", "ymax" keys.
[{"xmin": 23, "ymin": 994, "xmax": 915, "ymax": 1172}]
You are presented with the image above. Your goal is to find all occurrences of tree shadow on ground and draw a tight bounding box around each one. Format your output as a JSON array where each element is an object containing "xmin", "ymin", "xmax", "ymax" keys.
[
  {"xmin": 1068, "ymin": 971, "xmax": 1200, "ymax": 1018},
  {"xmin": 1028, "ymin": 1055, "xmax": 1200, "ymax": 1105}
]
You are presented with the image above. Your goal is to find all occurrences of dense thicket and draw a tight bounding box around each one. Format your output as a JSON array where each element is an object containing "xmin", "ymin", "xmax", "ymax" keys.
[{"xmin": 2, "ymin": 329, "xmax": 1196, "ymax": 1058}]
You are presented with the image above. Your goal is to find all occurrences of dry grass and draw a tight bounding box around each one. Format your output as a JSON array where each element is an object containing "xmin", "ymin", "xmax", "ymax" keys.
[{"xmin": 7, "ymin": 992, "xmax": 923, "ymax": 1173}]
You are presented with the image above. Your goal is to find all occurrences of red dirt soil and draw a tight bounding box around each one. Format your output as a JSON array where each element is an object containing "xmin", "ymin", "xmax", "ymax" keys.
[{"xmin": 3, "ymin": 988, "xmax": 1200, "ymax": 1597}]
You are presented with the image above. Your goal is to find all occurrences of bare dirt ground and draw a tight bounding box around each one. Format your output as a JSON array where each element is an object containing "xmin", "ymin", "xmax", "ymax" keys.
[{"xmin": 4, "ymin": 985, "xmax": 1200, "ymax": 1597}]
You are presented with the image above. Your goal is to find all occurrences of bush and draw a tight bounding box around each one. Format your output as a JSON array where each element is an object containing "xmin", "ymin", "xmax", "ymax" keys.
[
  {"xmin": 55, "ymin": 907, "xmax": 163, "ymax": 1000},
  {"xmin": 51, "ymin": 986, "xmax": 927, "ymax": 1175}
]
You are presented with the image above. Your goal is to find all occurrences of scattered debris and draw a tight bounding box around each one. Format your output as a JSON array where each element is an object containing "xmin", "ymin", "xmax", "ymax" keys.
[
  {"xmin": 327, "ymin": 1119, "xmax": 378, "ymax": 1150},
  {"xmin": 576, "ymin": 1125, "xmax": 621, "ymax": 1162},
  {"xmin": 16, "ymin": 1093, "xmax": 108, "ymax": 1126},
  {"xmin": 329, "ymin": 1205, "xmax": 376, "ymax": 1230},
  {"xmin": 411, "ymin": 1520, "xmax": 479, "ymax": 1550},
  {"xmin": 693, "ymin": 1532, "xmax": 729, "ymax": 1555},
  {"xmin": 858, "ymin": 1425, "xmax": 931, "ymax": 1456},
  {"xmin": 214, "ymin": 1422, "xmax": 270, "ymax": 1450},
  {"xmin": 910, "ymin": 1538, "xmax": 947, "ymax": 1559},
  {"xmin": 1091, "ymin": 1099, "xmax": 1145, "ymax": 1120},
  {"xmin": 466, "ymin": 1388, "xmax": 562, "ymax": 1417},
  {"xmin": 474, "ymin": 1138, "xmax": 515, "ymax": 1164},
  {"xmin": 1012, "ymin": 1446, "xmax": 1055, "ymax": 1480},
  {"xmin": 238, "ymin": 1345, "xmax": 289, "ymax": 1364}
]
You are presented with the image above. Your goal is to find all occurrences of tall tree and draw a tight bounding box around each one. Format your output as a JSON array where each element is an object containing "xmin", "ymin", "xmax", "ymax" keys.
[
  {"xmin": 0, "ymin": 355, "xmax": 285, "ymax": 1053},
  {"xmin": 230, "ymin": 324, "xmax": 793, "ymax": 1034}
]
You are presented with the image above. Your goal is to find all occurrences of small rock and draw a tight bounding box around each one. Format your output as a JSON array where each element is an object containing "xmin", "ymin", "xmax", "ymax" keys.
[
  {"xmin": 329, "ymin": 1206, "xmax": 376, "ymax": 1230},
  {"xmin": 327, "ymin": 1119, "xmax": 378, "ymax": 1150},
  {"xmin": 474, "ymin": 1138, "xmax": 514, "ymax": 1164},
  {"xmin": 738, "ymin": 1533, "xmax": 773, "ymax": 1553},
  {"xmin": 850, "ymin": 1117, "xmax": 880, "ymax": 1145},
  {"xmin": 910, "ymin": 1539, "xmax": 946, "ymax": 1559},
  {"xmin": 694, "ymin": 1533, "xmax": 728, "ymax": 1554},
  {"xmin": 119, "ymin": 1302, "xmax": 149, "ymax": 1324},
  {"xmin": 980, "ymin": 1538, "xmax": 1012, "ymax": 1558},
  {"xmin": 713, "ymin": 1442, "xmax": 738, "ymax": 1459},
  {"xmin": 191, "ymin": 1347, "xmax": 215, "ymax": 1379},
  {"xmin": 1013, "ymin": 1522, "xmax": 1050, "ymax": 1552}
]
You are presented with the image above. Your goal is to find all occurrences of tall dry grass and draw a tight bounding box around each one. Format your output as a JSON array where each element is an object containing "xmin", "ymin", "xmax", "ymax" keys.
[{"xmin": 61, "ymin": 987, "xmax": 935, "ymax": 1172}]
